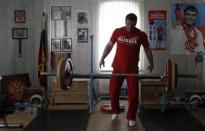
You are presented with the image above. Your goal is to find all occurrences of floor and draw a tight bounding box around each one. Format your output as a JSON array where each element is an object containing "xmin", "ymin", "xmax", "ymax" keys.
[
  {"xmin": 0, "ymin": 101, "xmax": 205, "ymax": 131},
  {"xmin": 87, "ymin": 100, "xmax": 205, "ymax": 131},
  {"xmin": 189, "ymin": 107, "xmax": 205, "ymax": 127},
  {"xmin": 0, "ymin": 112, "xmax": 36, "ymax": 131},
  {"xmin": 86, "ymin": 100, "xmax": 144, "ymax": 131}
]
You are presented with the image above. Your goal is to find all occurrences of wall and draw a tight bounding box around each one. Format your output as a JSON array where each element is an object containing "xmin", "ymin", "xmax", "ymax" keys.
[{"xmin": 0, "ymin": 0, "xmax": 43, "ymax": 85}]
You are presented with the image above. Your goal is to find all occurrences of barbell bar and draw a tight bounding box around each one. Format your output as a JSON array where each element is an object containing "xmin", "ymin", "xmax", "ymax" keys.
[
  {"xmin": 40, "ymin": 72, "xmax": 198, "ymax": 79},
  {"xmin": 40, "ymin": 58, "xmax": 200, "ymax": 92}
]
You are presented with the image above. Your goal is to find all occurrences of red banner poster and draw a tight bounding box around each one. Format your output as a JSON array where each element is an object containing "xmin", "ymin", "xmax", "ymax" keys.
[{"xmin": 148, "ymin": 10, "xmax": 167, "ymax": 50}]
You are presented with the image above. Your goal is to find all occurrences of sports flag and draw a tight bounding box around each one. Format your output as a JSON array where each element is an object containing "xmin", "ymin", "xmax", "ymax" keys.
[{"xmin": 38, "ymin": 12, "xmax": 48, "ymax": 89}]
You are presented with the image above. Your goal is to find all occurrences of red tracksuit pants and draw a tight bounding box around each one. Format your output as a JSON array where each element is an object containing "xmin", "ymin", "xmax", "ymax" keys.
[{"xmin": 109, "ymin": 70, "xmax": 139, "ymax": 120}]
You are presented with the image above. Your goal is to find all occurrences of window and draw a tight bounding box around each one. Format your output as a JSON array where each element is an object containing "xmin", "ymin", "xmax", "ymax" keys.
[{"xmin": 98, "ymin": 0, "xmax": 143, "ymax": 71}]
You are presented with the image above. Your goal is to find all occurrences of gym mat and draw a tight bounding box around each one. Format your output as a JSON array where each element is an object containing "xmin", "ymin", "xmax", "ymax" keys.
[
  {"xmin": 23, "ymin": 110, "xmax": 89, "ymax": 131},
  {"xmin": 139, "ymin": 108, "xmax": 205, "ymax": 131}
]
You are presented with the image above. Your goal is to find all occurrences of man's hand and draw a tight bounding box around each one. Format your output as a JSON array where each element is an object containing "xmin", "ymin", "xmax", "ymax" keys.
[
  {"xmin": 99, "ymin": 42, "xmax": 114, "ymax": 69},
  {"xmin": 147, "ymin": 64, "xmax": 153, "ymax": 72},
  {"xmin": 99, "ymin": 59, "xmax": 105, "ymax": 69},
  {"xmin": 144, "ymin": 47, "xmax": 154, "ymax": 73}
]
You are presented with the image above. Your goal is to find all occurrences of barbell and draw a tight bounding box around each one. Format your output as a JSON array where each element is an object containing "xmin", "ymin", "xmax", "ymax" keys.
[
  {"xmin": 40, "ymin": 58, "xmax": 200, "ymax": 92},
  {"xmin": 41, "ymin": 35, "xmax": 204, "ymax": 113}
]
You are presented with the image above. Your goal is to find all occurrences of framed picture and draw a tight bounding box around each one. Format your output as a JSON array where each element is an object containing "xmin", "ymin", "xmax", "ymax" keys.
[
  {"xmin": 77, "ymin": 10, "xmax": 88, "ymax": 25},
  {"xmin": 15, "ymin": 10, "xmax": 26, "ymax": 23},
  {"xmin": 62, "ymin": 38, "xmax": 72, "ymax": 52},
  {"xmin": 77, "ymin": 28, "xmax": 88, "ymax": 43},
  {"xmin": 51, "ymin": 6, "xmax": 71, "ymax": 20},
  {"xmin": 51, "ymin": 39, "xmax": 61, "ymax": 52},
  {"xmin": 12, "ymin": 28, "xmax": 28, "ymax": 39}
]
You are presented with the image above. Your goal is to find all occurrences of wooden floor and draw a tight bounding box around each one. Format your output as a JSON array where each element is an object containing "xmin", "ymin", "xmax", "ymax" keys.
[
  {"xmin": 0, "ymin": 101, "xmax": 204, "ymax": 131},
  {"xmin": 189, "ymin": 108, "xmax": 205, "ymax": 127},
  {"xmin": 86, "ymin": 100, "xmax": 144, "ymax": 131},
  {"xmin": 86, "ymin": 100, "xmax": 205, "ymax": 131},
  {"xmin": 0, "ymin": 112, "xmax": 36, "ymax": 131}
]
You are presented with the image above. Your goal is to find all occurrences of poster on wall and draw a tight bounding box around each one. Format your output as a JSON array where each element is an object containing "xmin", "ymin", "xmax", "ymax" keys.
[
  {"xmin": 51, "ymin": 6, "xmax": 71, "ymax": 20},
  {"xmin": 51, "ymin": 6, "xmax": 72, "ymax": 37},
  {"xmin": 148, "ymin": 10, "xmax": 167, "ymax": 50},
  {"xmin": 77, "ymin": 10, "xmax": 88, "ymax": 25},
  {"xmin": 171, "ymin": 3, "xmax": 205, "ymax": 54},
  {"xmin": 77, "ymin": 28, "xmax": 88, "ymax": 43}
]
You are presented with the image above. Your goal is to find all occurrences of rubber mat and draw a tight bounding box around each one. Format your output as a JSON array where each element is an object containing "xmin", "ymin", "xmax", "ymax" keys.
[{"xmin": 139, "ymin": 108, "xmax": 205, "ymax": 131}]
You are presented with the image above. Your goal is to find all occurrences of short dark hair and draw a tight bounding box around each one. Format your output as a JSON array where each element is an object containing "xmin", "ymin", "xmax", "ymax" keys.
[
  {"xmin": 184, "ymin": 5, "xmax": 198, "ymax": 15},
  {"xmin": 125, "ymin": 13, "xmax": 137, "ymax": 22}
]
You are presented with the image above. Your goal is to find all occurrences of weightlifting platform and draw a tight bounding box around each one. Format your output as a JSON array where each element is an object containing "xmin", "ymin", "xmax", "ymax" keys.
[{"xmin": 86, "ymin": 100, "xmax": 144, "ymax": 131}]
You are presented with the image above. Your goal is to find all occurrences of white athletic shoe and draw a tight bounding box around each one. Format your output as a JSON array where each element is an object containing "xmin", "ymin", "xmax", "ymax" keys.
[
  {"xmin": 111, "ymin": 114, "xmax": 118, "ymax": 120},
  {"xmin": 128, "ymin": 120, "xmax": 136, "ymax": 127}
]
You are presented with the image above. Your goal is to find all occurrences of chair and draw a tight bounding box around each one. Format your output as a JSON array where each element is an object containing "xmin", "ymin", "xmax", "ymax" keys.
[
  {"xmin": 1, "ymin": 73, "xmax": 45, "ymax": 104},
  {"xmin": 2, "ymin": 73, "xmax": 30, "ymax": 103}
]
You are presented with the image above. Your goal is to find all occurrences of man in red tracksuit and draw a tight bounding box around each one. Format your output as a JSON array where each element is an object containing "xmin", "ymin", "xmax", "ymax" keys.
[{"xmin": 99, "ymin": 13, "xmax": 153, "ymax": 127}]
